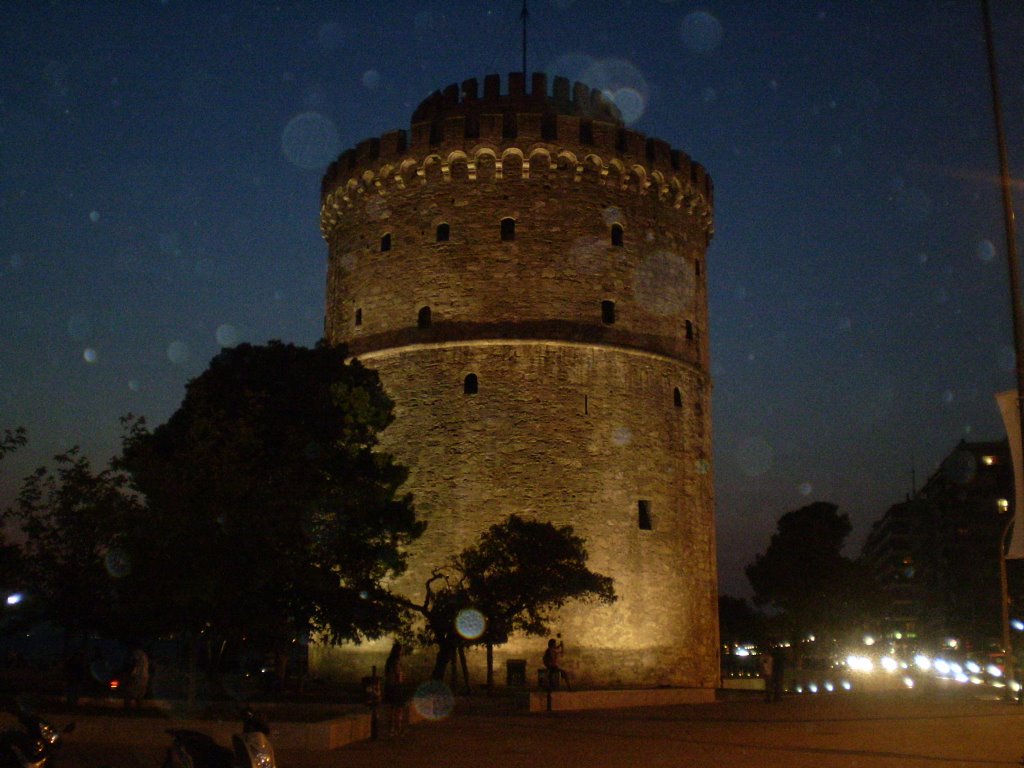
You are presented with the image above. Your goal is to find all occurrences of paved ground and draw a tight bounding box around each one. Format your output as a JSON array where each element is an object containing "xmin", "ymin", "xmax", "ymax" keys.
[{"xmin": 55, "ymin": 689, "xmax": 1024, "ymax": 767}]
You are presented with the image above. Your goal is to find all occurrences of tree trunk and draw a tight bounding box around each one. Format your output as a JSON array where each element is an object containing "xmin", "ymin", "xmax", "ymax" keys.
[
  {"xmin": 274, "ymin": 649, "xmax": 289, "ymax": 693},
  {"xmin": 431, "ymin": 641, "xmax": 453, "ymax": 681},
  {"xmin": 458, "ymin": 645, "xmax": 470, "ymax": 694},
  {"xmin": 486, "ymin": 643, "xmax": 494, "ymax": 692},
  {"xmin": 186, "ymin": 634, "xmax": 198, "ymax": 706}
]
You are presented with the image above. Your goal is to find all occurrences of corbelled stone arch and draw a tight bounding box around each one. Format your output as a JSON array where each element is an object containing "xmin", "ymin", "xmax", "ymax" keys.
[
  {"xmin": 581, "ymin": 152, "xmax": 606, "ymax": 185},
  {"xmin": 420, "ymin": 153, "xmax": 445, "ymax": 182},
  {"xmin": 526, "ymin": 146, "xmax": 554, "ymax": 179},
  {"xmin": 472, "ymin": 146, "xmax": 498, "ymax": 182},
  {"xmin": 501, "ymin": 147, "xmax": 526, "ymax": 180},
  {"xmin": 670, "ymin": 177, "xmax": 685, "ymax": 208},
  {"xmin": 399, "ymin": 158, "xmax": 419, "ymax": 187},
  {"xmin": 627, "ymin": 164, "xmax": 648, "ymax": 194},
  {"xmin": 447, "ymin": 149, "xmax": 471, "ymax": 181}
]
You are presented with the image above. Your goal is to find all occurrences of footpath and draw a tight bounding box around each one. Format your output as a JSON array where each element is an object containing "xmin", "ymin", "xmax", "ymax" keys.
[{"xmin": 38, "ymin": 687, "xmax": 1024, "ymax": 767}]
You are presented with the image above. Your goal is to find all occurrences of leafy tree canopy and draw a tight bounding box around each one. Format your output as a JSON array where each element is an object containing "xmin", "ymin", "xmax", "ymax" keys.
[
  {"xmin": 404, "ymin": 514, "xmax": 615, "ymax": 682},
  {"xmin": 0, "ymin": 428, "xmax": 27, "ymax": 464},
  {"xmin": 745, "ymin": 501, "xmax": 876, "ymax": 644},
  {"xmin": 5, "ymin": 448, "xmax": 138, "ymax": 639},
  {"xmin": 118, "ymin": 341, "xmax": 424, "ymax": 651}
]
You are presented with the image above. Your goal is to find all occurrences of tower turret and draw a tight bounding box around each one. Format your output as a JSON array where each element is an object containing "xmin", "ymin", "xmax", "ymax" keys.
[{"xmin": 319, "ymin": 72, "xmax": 717, "ymax": 689}]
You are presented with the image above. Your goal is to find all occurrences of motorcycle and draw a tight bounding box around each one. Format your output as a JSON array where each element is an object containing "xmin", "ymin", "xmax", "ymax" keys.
[
  {"xmin": 0, "ymin": 704, "xmax": 74, "ymax": 768},
  {"xmin": 164, "ymin": 708, "xmax": 275, "ymax": 768}
]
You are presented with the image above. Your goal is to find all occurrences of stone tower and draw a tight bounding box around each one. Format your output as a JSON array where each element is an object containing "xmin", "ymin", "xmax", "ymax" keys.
[{"xmin": 319, "ymin": 72, "xmax": 717, "ymax": 689}]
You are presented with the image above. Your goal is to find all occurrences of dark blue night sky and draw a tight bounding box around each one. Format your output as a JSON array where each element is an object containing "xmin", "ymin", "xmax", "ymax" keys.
[{"xmin": 3, "ymin": 1, "xmax": 1023, "ymax": 596}]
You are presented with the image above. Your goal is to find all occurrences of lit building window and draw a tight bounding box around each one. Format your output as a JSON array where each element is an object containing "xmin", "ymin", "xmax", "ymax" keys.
[
  {"xmin": 998, "ymin": 498, "xmax": 1010, "ymax": 513},
  {"xmin": 982, "ymin": 455, "xmax": 997, "ymax": 466}
]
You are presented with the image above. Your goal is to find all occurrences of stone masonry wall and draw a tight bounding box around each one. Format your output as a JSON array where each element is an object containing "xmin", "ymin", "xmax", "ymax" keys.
[{"xmin": 318, "ymin": 73, "xmax": 717, "ymax": 689}]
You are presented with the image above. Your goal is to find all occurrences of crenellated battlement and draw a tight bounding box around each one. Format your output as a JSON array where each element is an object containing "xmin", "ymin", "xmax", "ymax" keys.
[
  {"xmin": 320, "ymin": 72, "xmax": 713, "ymax": 213},
  {"xmin": 411, "ymin": 72, "xmax": 622, "ymax": 124}
]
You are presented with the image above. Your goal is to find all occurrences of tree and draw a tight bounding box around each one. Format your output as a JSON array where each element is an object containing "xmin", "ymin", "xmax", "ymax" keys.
[
  {"xmin": 718, "ymin": 595, "xmax": 765, "ymax": 649},
  {"xmin": 401, "ymin": 515, "xmax": 616, "ymax": 686},
  {"xmin": 745, "ymin": 501, "xmax": 877, "ymax": 652},
  {"xmin": 5, "ymin": 448, "xmax": 139, "ymax": 643},
  {"xmin": 117, "ymin": 341, "xmax": 424, "ymax": 687},
  {"xmin": 0, "ymin": 427, "xmax": 27, "ymax": 463}
]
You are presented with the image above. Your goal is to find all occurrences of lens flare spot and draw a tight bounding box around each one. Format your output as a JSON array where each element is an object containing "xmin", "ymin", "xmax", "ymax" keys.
[
  {"xmin": 83, "ymin": 348, "xmax": 98, "ymax": 364},
  {"xmin": 455, "ymin": 608, "xmax": 486, "ymax": 640},
  {"xmin": 581, "ymin": 59, "xmax": 649, "ymax": 124},
  {"xmin": 215, "ymin": 323, "xmax": 239, "ymax": 347},
  {"xmin": 604, "ymin": 87, "xmax": 645, "ymax": 124},
  {"xmin": 104, "ymin": 548, "xmax": 131, "ymax": 578},
  {"xmin": 412, "ymin": 680, "xmax": 455, "ymax": 721},
  {"xmin": 167, "ymin": 341, "xmax": 190, "ymax": 365},
  {"xmin": 282, "ymin": 112, "xmax": 341, "ymax": 170},
  {"xmin": 361, "ymin": 70, "xmax": 381, "ymax": 90},
  {"xmin": 977, "ymin": 239, "xmax": 996, "ymax": 262},
  {"xmin": 612, "ymin": 426, "xmax": 633, "ymax": 446},
  {"xmin": 681, "ymin": 11, "xmax": 724, "ymax": 54},
  {"xmin": 634, "ymin": 250, "xmax": 693, "ymax": 315}
]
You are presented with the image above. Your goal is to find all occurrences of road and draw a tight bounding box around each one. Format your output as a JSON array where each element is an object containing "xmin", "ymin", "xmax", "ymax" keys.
[{"xmin": 59, "ymin": 689, "xmax": 1024, "ymax": 767}]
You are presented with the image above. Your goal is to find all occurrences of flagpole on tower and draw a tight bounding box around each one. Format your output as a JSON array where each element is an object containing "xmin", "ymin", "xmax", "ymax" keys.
[{"xmin": 521, "ymin": 0, "xmax": 529, "ymax": 75}]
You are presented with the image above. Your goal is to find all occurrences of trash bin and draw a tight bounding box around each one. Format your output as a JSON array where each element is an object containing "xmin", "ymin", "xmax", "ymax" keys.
[{"xmin": 506, "ymin": 659, "xmax": 527, "ymax": 687}]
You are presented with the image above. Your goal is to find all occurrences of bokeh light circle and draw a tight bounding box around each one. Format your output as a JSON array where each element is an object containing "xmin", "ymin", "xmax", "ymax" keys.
[
  {"xmin": 215, "ymin": 323, "xmax": 239, "ymax": 347},
  {"xmin": 412, "ymin": 680, "xmax": 455, "ymax": 721},
  {"xmin": 104, "ymin": 547, "xmax": 131, "ymax": 578},
  {"xmin": 613, "ymin": 426, "xmax": 633, "ymax": 446},
  {"xmin": 581, "ymin": 59, "xmax": 649, "ymax": 125},
  {"xmin": 282, "ymin": 112, "xmax": 341, "ymax": 170},
  {"xmin": 976, "ymin": 239, "xmax": 996, "ymax": 263},
  {"xmin": 361, "ymin": 70, "xmax": 381, "ymax": 90},
  {"xmin": 634, "ymin": 250, "xmax": 694, "ymax": 315},
  {"xmin": 681, "ymin": 11, "xmax": 724, "ymax": 54},
  {"xmin": 167, "ymin": 340, "xmax": 190, "ymax": 364},
  {"xmin": 83, "ymin": 348, "xmax": 98, "ymax": 364},
  {"xmin": 455, "ymin": 608, "xmax": 486, "ymax": 640}
]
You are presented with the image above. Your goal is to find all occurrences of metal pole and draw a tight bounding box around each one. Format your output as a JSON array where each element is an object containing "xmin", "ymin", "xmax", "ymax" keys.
[
  {"xmin": 982, "ymin": 0, "xmax": 1024, "ymax": 451},
  {"xmin": 1001, "ymin": 517, "xmax": 1017, "ymax": 699},
  {"xmin": 982, "ymin": 0, "xmax": 1024, "ymax": 701},
  {"xmin": 521, "ymin": 0, "xmax": 529, "ymax": 75}
]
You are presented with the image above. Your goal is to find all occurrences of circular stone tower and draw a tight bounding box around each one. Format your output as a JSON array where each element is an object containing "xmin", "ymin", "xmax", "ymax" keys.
[{"xmin": 319, "ymin": 72, "xmax": 717, "ymax": 689}]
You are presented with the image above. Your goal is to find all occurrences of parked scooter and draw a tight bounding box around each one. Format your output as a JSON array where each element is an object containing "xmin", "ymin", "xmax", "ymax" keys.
[
  {"xmin": 163, "ymin": 708, "xmax": 275, "ymax": 768},
  {"xmin": 0, "ymin": 704, "xmax": 74, "ymax": 768}
]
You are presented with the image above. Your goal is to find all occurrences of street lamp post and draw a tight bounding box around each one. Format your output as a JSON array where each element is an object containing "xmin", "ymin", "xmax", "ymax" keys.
[
  {"xmin": 1000, "ymin": 516, "xmax": 1017, "ymax": 700},
  {"xmin": 982, "ymin": 0, "xmax": 1024, "ymax": 701}
]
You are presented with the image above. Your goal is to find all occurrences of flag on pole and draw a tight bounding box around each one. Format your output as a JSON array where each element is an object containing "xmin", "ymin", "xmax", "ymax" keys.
[{"xmin": 997, "ymin": 390, "xmax": 1024, "ymax": 558}]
